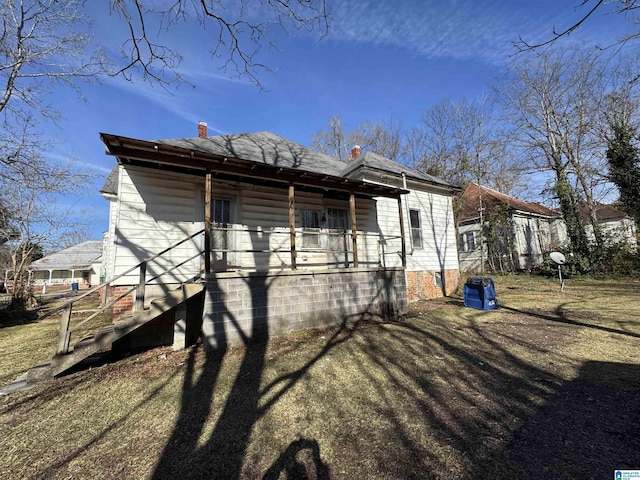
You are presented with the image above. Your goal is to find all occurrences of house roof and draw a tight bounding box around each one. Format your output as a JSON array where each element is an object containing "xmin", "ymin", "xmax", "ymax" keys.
[
  {"xmin": 580, "ymin": 203, "xmax": 632, "ymax": 222},
  {"xmin": 29, "ymin": 241, "xmax": 103, "ymax": 271},
  {"xmin": 100, "ymin": 131, "xmax": 411, "ymax": 199},
  {"xmin": 458, "ymin": 183, "xmax": 561, "ymax": 222},
  {"xmin": 158, "ymin": 131, "xmax": 348, "ymax": 177},
  {"xmin": 341, "ymin": 151, "xmax": 456, "ymax": 189}
]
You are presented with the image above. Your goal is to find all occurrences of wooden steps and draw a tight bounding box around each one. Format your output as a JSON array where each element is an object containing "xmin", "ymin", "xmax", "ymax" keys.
[{"xmin": 1, "ymin": 282, "xmax": 205, "ymax": 395}]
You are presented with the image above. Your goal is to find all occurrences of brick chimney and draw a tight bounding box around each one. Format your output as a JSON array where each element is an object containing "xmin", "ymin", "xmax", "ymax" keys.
[
  {"xmin": 350, "ymin": 145, "xmax": 361, "ymax": 160},
  {"xmin": 198, "ymin": 121, "xmax": 207, "ymax": 138}
]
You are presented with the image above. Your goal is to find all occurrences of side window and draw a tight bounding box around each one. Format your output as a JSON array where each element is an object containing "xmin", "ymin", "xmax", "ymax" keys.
[
  {"xmin": 458, "ymin": 231, "xmax": 476, "ymax": 252},
  {"xmin": 301, "ymin": 209, "xmax": 321, "ymax": 247},
  {"xmin": 409, "ymin": 209, "xmax": 423, "ymax": 249}
]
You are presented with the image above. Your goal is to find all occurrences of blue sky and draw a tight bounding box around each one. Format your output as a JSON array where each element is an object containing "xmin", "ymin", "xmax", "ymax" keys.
[{"xmin": 42, "ymin": 0, "xmax": 631, "ymax": 240}]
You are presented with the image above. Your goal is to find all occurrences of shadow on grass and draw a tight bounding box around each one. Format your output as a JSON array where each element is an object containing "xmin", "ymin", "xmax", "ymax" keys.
[
  {"xmin": 262, "ymin": 438, "xmax": 330, "ymax": 480},
  {"xmin": 500, "ymin": 303, "xmax": 640, "ymax": 340},
  {"xmin": 494, "ymin": 361, "xmax": 640, "ymax": 479}
]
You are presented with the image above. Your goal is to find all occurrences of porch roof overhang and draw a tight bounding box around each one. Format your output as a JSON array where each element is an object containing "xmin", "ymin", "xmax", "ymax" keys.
[{"xmin": 100, "ymin": 133, "xmax": 408, "ymax": 199}]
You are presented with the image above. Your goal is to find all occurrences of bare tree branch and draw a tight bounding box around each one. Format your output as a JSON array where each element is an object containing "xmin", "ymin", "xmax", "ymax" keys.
[{"xmin": 515, "ymin": 0, "xmax": 640, "ymax": 53}]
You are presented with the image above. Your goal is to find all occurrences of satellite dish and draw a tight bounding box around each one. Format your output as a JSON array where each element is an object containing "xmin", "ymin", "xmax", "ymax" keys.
[{"xmin": 550, "ymin": 252, "xmax": 566, "ymax": 265}]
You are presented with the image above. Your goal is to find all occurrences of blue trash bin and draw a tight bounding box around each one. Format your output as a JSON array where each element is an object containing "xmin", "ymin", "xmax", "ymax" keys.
[
  {"xmin": 71, "ymin": 282, "xmax": 79, "ymax": 292},
  {"xmin": 463, "ymin": 277, "xmax": 498, "ymax": 310}
]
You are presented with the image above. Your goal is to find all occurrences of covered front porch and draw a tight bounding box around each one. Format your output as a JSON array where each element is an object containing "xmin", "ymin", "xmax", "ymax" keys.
[{"xmin": 101, "ymin": 133, "xmax": 410, "ymax": 348}]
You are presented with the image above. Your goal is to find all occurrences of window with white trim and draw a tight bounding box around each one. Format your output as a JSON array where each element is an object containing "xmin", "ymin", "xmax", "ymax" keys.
[
  {"xmin": 459, "ymin": 231, "xmax": 476, "ymax": 252},
  {"xmin": 301, "ymin": 209, "xmax": 321, "ymax": 247},
  {"xmin": 409, "ymin": 209, "xmax": 423, "ymax": 249}
]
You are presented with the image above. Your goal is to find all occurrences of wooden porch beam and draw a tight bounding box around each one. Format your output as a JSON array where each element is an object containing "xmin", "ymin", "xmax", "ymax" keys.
[
  {"xmin": 289, "ymin": 184, "xmax": 297, "ymax": 270},
  {"xmin": 350, "ymin": 192, "xmax": 359, "ymax": 267}
]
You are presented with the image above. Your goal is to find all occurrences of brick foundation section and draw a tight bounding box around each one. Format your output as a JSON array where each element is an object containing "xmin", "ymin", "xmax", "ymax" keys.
[
  {"xmin": 111, "ymin": 286, "xmax": 134, "ymax": 321},
  {"xmin": 405, "ymin": 269, "xmax": 460, "ymax": 303},
  {"xmin": 202, "ymin": 268, "xmax": 407, "ymax": 350}
]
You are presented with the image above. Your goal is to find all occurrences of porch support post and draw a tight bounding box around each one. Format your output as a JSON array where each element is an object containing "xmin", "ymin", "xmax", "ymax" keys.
[
  {"xmin": 48, "ymin": 269, "xmax": 53, "ymax": 285},
  {"xmin": 397, "ymin": 195, "xmax": 407, "ymax": 268},
  {"xmin": 289, "ymin": 183, "xmax": 297, "ymax": 270},
  {"xmin": 204, "ymin": 171, "xmax": 212, "ymax": 275},
  {"xmin": 349, "ymin": 192, "xmax": 358, "ymax": 267}
]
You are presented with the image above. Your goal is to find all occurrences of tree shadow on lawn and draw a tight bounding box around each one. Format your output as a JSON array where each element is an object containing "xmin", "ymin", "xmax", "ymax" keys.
[
  {"xmin": 336, "ymin": 304, "xmax": 640, "ymax": 479},
  {"xmin": 494, "ymin": 361, "xmax": 640, "ymax": 479},
  {"xmin": 149, "ymin": 267, "xmax": 369, "ymax": 479},
  {"xmin": 149, "ymin": 290, "xmax": 640, "ymax": 479}
]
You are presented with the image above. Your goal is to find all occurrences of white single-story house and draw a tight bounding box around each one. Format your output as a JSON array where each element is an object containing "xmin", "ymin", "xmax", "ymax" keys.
[
  {"xmin": 29, "ymin": 241, "xmax": 103, "ymax": 287},
  {"xmin": 99, "ymin": 125, "xmax": 460, "ymax": 349},
  {"xmin": 581, "ymin": 203, "xmax": 637, "ymax": 248},
  {"xmin": 457, "ymin": 184, "xmax": 565, "ymax": 272}
]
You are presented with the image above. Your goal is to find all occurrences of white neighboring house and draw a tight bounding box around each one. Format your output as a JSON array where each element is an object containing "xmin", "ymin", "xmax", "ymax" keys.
[
  {"xmin": 457, "ymin": 184, "xmax": 566, "ymax": 273},
  {"xmin": 29, "ymin": 241, "xmax": 103, "ymax": 287},
  {"xmin": 99, "ymin": 127, "xmax": 460, "ymax": 348},
  {"xmin": 581, "ymin": 203, "xmax": 637, "ymax": 248}
]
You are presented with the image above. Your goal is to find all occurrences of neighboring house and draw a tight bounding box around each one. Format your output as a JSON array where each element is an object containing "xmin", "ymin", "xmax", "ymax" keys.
[
  {"xmin": 457, "ymin": 184, "xmax": 565, "ymax": 273},
  {"xmin": 581, "ymin": 203, "xmax": 637, "ymax": 247},
  {"xmin": 29, "ymin": 241, "xmax": 103, "ymax": 287},
  {"xmin": 99, "ymin": 125, "xmax": 460, "ymax": 349}
]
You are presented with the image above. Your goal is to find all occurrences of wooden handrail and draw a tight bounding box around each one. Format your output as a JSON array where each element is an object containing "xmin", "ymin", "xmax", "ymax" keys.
[{"xmin": 55, "ymin": 229, "xmax": 205, "ymax": 354}]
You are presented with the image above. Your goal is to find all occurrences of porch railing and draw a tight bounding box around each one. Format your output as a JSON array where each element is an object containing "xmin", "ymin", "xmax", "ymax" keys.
[
  {"xmin": 46, "ymin": 226, "xmax": 405, "ymax": 356},
  {"xmin": 46, "ymin": 229, "xmax": 205, "ymax": 355}
]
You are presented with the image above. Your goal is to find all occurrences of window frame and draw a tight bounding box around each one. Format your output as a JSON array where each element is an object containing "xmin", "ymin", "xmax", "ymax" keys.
[
  {"xmin": 300, "ymin": 208, "xmax": 322, "ymax": 248},
  {"xmin": 409, "ymin": 209, "xmax": 423, "ymax": 250},
  {"xmin": 459, "ymin": 231, "xmax": 476, "ymax": 252}
]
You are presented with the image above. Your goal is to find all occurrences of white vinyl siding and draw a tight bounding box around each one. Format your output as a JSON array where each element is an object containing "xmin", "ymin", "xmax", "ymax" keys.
[
  {"xmin": 376, "ymin": 188, "xmax": 459, "ymax": 271},
  {"xmin": 112, "ymin": 166, "xmax": 200, "ymax": 285}
]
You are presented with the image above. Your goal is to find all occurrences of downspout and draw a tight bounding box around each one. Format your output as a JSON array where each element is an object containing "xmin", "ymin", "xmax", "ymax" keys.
[{"xmin": 402, "ymin": 172, "xmax": 414, "ymax": 255}]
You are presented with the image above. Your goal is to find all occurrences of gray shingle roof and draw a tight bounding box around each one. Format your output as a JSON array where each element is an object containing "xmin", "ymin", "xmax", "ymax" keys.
[
  {"xmin": 340, "ymin": 151, "xmax": 456, "ymax": 188},
  {"xmin": 100, "ymin": 165, "xmax": 118, "ymax": 196},
  {"xmin": 158, "ymin": 131, "xmax": 347, "ymax": 177},
  {"xmin": 30, "ymin": 241, "xmax": 103, "ymax": 271},
  {"xmin": 103, "ymin": 131, "xmax": 454, "ymax": 194}
]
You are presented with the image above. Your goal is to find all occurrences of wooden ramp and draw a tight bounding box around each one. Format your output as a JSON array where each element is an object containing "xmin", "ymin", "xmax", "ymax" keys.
[{"xmin": 1, "ymin": 283, "xmax": 205, "ymax": 395}]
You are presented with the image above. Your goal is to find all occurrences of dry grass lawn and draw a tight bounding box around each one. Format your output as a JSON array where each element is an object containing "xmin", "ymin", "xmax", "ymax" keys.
[{"xmin": 1, "ymin": 275, "xmax": 639, "ymax": 479}]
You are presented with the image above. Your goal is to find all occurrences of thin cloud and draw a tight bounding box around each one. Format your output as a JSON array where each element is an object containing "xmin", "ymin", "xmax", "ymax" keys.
[{"xmin": 328, "ymin": 0, "xmax": 623, "ymax": 64}]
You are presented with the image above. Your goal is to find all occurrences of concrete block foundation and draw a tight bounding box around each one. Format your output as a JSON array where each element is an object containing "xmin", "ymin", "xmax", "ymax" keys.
[{"xmin": 201, "ymin": 267, "xmax": 407, "ymax": 350}]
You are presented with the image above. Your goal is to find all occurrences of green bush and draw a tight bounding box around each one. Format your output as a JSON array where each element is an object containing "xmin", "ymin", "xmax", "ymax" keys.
[{"xmin": 539, "ymin": 244, "xmax": 640, "ymax": 278}]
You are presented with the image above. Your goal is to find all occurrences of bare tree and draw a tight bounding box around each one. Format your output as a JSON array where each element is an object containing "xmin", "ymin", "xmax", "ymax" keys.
[
  {"xmin": 108, "ymin": 0, "xmax": 330, "ymax": 89},
  {"xmin": 312, "ymin": 116, "xmax": 403, "ymax": 162},
  {"xmin": 495, "ymin": 49, "xmax": 617, "ymax": 254},
  {"xmin": 1, "ymin": 0, "xmax": 330, "ymax": 117},
  {"xmin": 0, "ymin": 120, "xmax": 88, "ymax": 302},
  {"xmin": 0, "ymin": 0, "xmax": 105, "ymax": 120},
  {"xmin": 312, "ymin": 116, "xmax": 347, "ymax": 160},
  {"xmin": 405, "ymin": 97, "xmax": 519, "ymax": 193}
]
